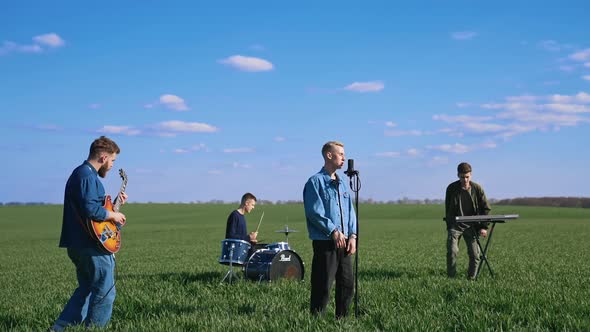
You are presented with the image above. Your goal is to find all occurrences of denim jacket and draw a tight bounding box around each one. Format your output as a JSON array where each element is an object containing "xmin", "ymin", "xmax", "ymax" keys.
[
  {"xmin": 59, "ymin": 161, "xmax": 108, "ymax": 248},
  {"xmin": 303, "ymin": 167, "xmax": 357, "ymax": 240}
]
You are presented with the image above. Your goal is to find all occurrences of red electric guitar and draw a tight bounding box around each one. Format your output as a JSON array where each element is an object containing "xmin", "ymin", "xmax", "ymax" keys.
[{"xmin": 88, "ymin": 169, "xmax": 128, "ymax": 254}]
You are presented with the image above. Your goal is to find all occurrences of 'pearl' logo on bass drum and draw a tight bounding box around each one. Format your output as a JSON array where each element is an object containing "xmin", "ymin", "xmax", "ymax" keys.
[{"xmin": 279, "ymin": 254, "xmax": 291, "ymax": 262}]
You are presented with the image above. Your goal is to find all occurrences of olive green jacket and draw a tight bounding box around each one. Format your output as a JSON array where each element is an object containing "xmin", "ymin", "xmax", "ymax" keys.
[{"xmin": 444, "ymin": 180, "xmax": 491, "ymax": 230}]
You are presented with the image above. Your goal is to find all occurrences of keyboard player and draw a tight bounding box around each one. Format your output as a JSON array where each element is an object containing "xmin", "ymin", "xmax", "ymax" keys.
[{"xmin": 445, "ymin": 162, "xmax": 491, "ymax": 279}]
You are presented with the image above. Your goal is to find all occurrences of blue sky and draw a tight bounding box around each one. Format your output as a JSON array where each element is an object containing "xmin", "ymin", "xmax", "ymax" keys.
[{"xmin": 1, "ymin": 1, "xmax": 589, "ymax": 203}]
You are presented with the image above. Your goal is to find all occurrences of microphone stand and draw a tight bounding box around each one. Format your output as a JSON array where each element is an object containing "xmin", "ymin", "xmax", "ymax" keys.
[{"xmin": 346, "ymin": 168, "xmax": 361, "ymax": 318}]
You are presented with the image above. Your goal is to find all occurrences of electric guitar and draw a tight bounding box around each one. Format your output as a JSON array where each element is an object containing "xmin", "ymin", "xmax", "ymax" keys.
[{"xmin": 88, "ymin": 169, "xmax": 128, "ymax": 254}]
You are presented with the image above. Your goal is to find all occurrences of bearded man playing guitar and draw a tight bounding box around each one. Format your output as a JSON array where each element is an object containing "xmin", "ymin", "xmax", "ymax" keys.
[{"xmin": 51, "ymin": 136, "xmax": 128, "ymax": 331}]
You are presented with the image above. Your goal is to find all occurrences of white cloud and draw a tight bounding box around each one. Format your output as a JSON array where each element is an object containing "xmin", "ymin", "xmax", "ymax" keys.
[
  {"xmin": 375, "ymin": 151, "xmax": 401, "ymax": 158},
  {"xmin": 219, "ymin": 55, "xmax": 274, "ymax": 72},
  {"xmin": 344, "ymin": 81, "xmax": 384, "ymax": 93},
  {"xmin": 575, "ymin": 92, "xmax": 590, "ymax": 103},
  {"xmin": 232, "ymin": 162, "xmax": 251, "ymax": 169},
  {"xmin": 538, "ymin": 40, "xmax": 561, "ymax": 52},
  {"xmin": 0, "ymin": 33, "xmax": 65, "ymax": 56},
  {"xmin": 98, "ymin": 125, "xmax": 141, "ymax": 136},
  {"xmin": 223, "ymin": 147, "xmax": 255, "ymax": 153},
  {"xmin": 585, "ymin": 62, "xmax": 590, "ymax": 68},
  {"xmin": 384, "ymin": 129, "xmax": 423, "ymax": 137},
  {"xmin": 583, "ymin": 75, "xmax": 590, "ymax": 81},
  {"xmin": 547, "ymin": 92, "xmax": 590, "ymax": 104},
  {"xmin": 506, "ymin": 95, "xmax": 540, "ymax": 102},
  {"xmin": 462, "ymin": 122, "xmax": 507, "ymax": 133},
  {"xmin": 537, "ymin": 40, "xmax": 572, "ymax": 52},
  {"xmin": 497, "ymin": 108, "xmax": 586, "ymax": 128},
  {"xmin": 559, "ymin": 65, "xmax": 575, "ymax": 72},
  {"xmin": 385, "ymin": 121, "xmax": 397, "ymax": 127},
  {"xmin": 144, "ymin": 103, "xmax": 154, "ymax": 109},
  {"xmin": 427, "ymin": 142, "xmax": 495, "ymax": 154},
  {"xmin": 477, "ymin": 141, "xmax": 497, "ymax": 149},
  {"xmin": 428, "ymin": 143, "xmax": 470, "ymax": 154},
  {"xmin": 159, "ymin": 94, "xmax": 189, "ymax": 111},
  {"xmin": 433, "ymin": 114, "xmax": 493, "ymax": 123},
  {"xmin": 438, "ymin": 127, "xmax": 464, "ymax": 137},
  {"xmin": 543, "ymin": 103, "xmax": 590, "ymax": 113},
  {"xmin": 548, "ymin": 94, "xmax": 573, "ymax": 103},
  {"xmin": 156, "ymin": 120, "xmax": 218, "ymax": 134},
  {"xmin": 172, "ymin": 143, "xmax": 208, "ymax": 154},
  {"xmin": 0, "ymin": 41, "xmax": 42, "ymax": 55},
  {"xmin": 451, "ymin": 31, "xmax": 478, "ymax": 40},
  {"xmin": 569, "ymin": 48, "xmax": 590, "ymax": 62},
  {"xmin": 173, "ymin": 148, "xmax": 190, "ymax": 154},
  {"xmin": 274, "ymin": 136, "xmax": 286, "ymax": 142},
  {"xmin": 33, "ymin": 33, "xmax": 65, "ymax": 48},
  {"xmin": 406, "ymin": 148, "xmax": 420, "ymax": 157},
  {"xmin": 456, "ymin": 102, "xmax": 472, "ymax": 108}
]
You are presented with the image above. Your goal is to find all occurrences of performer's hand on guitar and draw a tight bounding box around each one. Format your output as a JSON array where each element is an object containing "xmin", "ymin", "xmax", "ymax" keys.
[
  {"xmin": 108, "ymin": 211, "xmax": 127, "ymax": 226},
  {"xmin": 332, "ymin": 230, "xmax": 346, "ymax": 249},
  {"xmin": 118, "ymin": 192, "xmax": 128, "ymax": 205}
]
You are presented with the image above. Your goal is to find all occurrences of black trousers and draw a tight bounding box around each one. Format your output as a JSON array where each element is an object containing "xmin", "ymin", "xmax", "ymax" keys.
[{"xmin": 310, "ymin": 240, "xmax": 354, "ymax": 318}]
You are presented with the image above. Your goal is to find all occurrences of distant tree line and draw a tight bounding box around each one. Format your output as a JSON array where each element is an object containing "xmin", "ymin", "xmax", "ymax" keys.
[
  {"xmin": 495, "ymin": 197, "xmax": 590, "ymax": 208},
  {"xmin": 2, "ymin": 197, "xmax": 588, "ymax": 208}
]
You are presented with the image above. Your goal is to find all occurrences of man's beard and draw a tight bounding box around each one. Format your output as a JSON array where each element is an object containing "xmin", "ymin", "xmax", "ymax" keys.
[{"xmin": 98, "ymin": 164, "xmax": 109, "ymax": 178}]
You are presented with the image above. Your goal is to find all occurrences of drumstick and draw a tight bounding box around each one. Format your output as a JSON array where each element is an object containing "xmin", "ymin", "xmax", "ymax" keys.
[{"xmin": 255, "ymin": 211, "xmax": 264, "ymax": 233}]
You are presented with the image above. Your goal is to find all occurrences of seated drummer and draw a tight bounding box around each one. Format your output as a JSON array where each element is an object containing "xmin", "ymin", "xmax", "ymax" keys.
[{"xmin": 225, "ymin": 193, "xmax": 258, "ymax": 247}]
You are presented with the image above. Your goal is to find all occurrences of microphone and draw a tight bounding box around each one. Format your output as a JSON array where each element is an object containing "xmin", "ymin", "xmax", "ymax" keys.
[{"xmin": 345, "ymin": 159, "xmax": 357, "ymax": 177}]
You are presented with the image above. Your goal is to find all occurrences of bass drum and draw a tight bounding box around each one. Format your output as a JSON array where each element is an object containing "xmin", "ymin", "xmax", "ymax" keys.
[{"xmin": 244, "ymin": 249, "xmax": 304, "ymax": 281}]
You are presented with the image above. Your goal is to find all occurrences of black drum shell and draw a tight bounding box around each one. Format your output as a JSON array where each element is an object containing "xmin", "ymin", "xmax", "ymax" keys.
[{"xmin": 244, "ymin": 249, "xmax": 305, "ymax": 281}]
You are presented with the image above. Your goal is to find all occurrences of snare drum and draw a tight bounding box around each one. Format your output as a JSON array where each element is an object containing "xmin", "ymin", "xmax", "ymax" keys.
[
  {"xmin": 265, "ymin": 241, "xmax": 290, "ymax": 251},
  {"xmin": 219, "ymin": 239, "xmax": 251, "ymax": 265},
  {"xmin": 244, "ymin": 249, "xmax": 304, "ymax": 281}
]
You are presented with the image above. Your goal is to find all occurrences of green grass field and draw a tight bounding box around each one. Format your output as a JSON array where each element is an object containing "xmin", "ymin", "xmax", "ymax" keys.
[{"xmin": 1, "ymin": 204, "xmax": 589, "ymax": 331}]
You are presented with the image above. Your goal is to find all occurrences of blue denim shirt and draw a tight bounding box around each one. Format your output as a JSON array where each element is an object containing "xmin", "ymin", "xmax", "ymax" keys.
[
  {"xmin": 59, "ymin": 161, "xmax": 109, "ymax": 248},
  {"xmin": 303, "ymin": 167, "xmax": 357, "ymax": 240}
]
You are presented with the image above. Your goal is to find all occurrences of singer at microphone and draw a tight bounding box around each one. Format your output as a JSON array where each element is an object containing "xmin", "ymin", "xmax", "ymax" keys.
[
  {"xmin": 344, "ymin": 159, "xmax": 358, "ymax": 177},
  {"xmin": 303, "ymin": 141, "xmax": 357, "ymax": 318}
]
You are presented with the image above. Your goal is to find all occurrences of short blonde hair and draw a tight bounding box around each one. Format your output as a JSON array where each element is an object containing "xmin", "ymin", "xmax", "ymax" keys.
[{"xmin": 321, "ymin": 141, "xmax": 344, "ymax": 157}]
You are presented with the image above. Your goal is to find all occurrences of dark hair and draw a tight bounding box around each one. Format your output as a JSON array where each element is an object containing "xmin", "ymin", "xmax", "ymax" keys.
[
  {"xmin": 457, "ymin": 162, "xmax": 472, "ymax": 174},
  {"xmin": 241, "ymin": 192, "xmax": 257, "ymax": 205},
  {"xmin": 89, "ymin": 136, "xmax": 120, "ymax": 159}
]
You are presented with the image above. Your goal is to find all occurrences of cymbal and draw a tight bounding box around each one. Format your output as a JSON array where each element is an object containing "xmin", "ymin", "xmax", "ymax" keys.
[{"xmin": 275, "ymin": 225, "xmax": 299, "ymax": 233}]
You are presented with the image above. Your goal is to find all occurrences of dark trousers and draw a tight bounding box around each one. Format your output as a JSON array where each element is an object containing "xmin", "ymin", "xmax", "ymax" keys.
[{"xmin": 310, "ymin": 240, "xmax": 354, "ymax": 318}]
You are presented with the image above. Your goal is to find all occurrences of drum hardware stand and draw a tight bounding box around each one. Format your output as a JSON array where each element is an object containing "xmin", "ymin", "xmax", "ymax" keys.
[
  {"xmin": 344, "ymin": 159, "xmax": 361, "ymax": 318},
  {"xmin": 275, "ymin": 225, "xmax": 299, "ymax": 245},
  {"xmin": 220, "ymin": 244, "xmax": 240, "ymax": 284}
]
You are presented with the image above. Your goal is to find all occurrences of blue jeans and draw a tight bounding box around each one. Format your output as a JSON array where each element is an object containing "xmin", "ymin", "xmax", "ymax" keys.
[{"xmin": 53, "ymin": 247, "xmax": 116, "ymax": 330}]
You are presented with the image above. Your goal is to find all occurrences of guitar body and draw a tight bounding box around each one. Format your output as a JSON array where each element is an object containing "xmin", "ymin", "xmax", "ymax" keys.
[
  {"xmin": 89, "ymin": 195, "xmax": 121, "ymax": 254},
  {"xmin": 87, "ymin": 169, "xmax": 127, "ymax": 254}
]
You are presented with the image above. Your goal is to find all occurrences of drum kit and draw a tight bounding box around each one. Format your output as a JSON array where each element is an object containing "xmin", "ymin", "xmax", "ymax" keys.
[{"xmin": 219, "ymin": 225, "xmax": 305, "ymax": 283}]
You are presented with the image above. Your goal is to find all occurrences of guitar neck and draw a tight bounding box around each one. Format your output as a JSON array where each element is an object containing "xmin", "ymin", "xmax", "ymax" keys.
[{"xmin": 113, "ymin": 178, "xmax": 127, "ymax": 212}]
